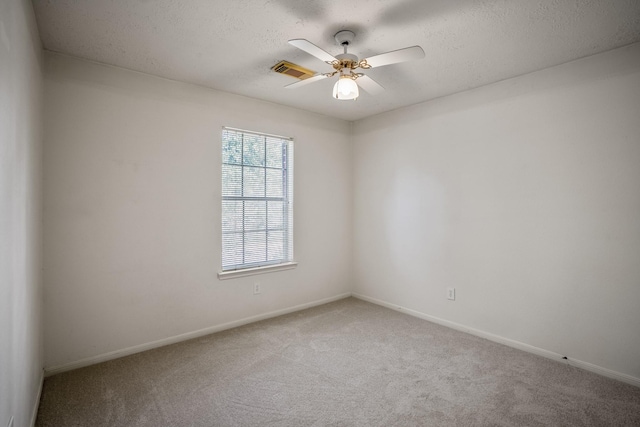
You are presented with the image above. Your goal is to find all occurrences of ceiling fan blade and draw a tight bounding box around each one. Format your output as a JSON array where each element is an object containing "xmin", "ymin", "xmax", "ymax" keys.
[
  {"xmin": 288, "ymin": 39, "xmax": 337, "ymax": 63},
  {"xmin": 284, "ymin": 74, "xmax": 328, "ymax": 89},
  {"xmin": 356, "ymin": 75, "xmax": 385, "ymax": 95},
  {"xmin": 361, "ymin": 46, "xmax": 425, "ymax": 68}
]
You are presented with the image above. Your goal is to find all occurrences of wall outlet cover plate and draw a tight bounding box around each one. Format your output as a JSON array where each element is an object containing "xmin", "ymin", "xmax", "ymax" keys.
[{"xmin": 447, "ymin": 287, "xmax": 455, "ymax": 300}]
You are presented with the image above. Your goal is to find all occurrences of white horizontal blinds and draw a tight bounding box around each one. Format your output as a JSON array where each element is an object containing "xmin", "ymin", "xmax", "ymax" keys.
[{"xmin": 222, "ymin": 128, "xmax": 293, "ymax": 271}]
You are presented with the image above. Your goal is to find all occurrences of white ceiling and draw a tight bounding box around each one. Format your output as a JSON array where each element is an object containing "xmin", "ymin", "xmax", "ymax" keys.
[{"xmin": 32, "ymin": 0, "xmax": 640, "ymax": 121}]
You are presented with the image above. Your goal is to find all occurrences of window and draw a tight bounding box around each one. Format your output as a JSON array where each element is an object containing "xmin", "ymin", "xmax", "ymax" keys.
[{"xmin": 221, "ymin": 128, "xmax": 294, "ymax": 274}]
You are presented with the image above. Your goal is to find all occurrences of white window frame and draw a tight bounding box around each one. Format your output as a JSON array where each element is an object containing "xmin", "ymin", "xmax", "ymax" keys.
[{"xmin": 218, "ymin": 127, "xmax": 296, "ymax": 279}]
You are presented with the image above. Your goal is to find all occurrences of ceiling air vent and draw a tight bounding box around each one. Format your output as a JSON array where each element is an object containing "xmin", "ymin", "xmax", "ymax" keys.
[{"xmin": 271, "ymin": 60, "xmax": 315, "ymax": 80}]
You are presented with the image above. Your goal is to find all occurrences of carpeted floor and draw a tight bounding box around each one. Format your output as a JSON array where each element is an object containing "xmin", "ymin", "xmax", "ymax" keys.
[{"xmin": 36, "ymin": 297, "xmax": 640, "ymax": 426}]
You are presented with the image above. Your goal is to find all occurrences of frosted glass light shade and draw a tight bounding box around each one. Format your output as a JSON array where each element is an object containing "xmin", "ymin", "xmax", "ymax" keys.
[{"xmin": 332, "ymin": 77, "xmax": 359, "ymax": 100}]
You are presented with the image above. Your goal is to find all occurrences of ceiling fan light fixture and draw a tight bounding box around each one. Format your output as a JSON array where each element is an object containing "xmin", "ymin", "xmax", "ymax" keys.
[
  {"xmin": 287, "ymin": 30, "xmax": 425, "ymax": 99},
  {"xmin": 332, "ymin": 75, "xmax": 359, "ymax": 100}
]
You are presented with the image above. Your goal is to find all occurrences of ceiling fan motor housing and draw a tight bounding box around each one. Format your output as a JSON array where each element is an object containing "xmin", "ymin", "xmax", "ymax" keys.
[
  {"xmin": 333, "ymin": 53, "xmax": 360, "ymax": 74},
  {"xmin": 335, "ymin": 53, "xmax": 358, "ymax": 63}
]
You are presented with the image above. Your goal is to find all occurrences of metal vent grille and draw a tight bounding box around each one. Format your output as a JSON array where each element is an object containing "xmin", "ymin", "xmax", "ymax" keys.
[{"xmin": 271, "ymin": 61, "xmax": 315, "ymax": 80}]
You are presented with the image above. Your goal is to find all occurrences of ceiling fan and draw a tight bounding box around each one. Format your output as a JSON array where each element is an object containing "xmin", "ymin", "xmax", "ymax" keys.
[{"xmin": 285, "ymin": 30, "xmax": 425, "ymax": 100}]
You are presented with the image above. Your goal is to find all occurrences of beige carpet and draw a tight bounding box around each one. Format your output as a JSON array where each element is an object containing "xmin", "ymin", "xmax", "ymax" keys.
[{"xmin": 36, "ymin": 297, "xmax": 640, "ymax": 426}]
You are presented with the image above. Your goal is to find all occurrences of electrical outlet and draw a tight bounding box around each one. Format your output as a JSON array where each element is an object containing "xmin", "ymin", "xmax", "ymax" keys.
[
  {"xmin": 253, "ymin": 282, "xmax": 261, "ymax": 295},
  {"xmin": 447, "ymin": 287, "xmax": 455, "ymax": 301}
]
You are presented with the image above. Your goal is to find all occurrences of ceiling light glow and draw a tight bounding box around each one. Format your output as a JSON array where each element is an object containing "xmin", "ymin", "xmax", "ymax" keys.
[{"xmin": 332, "ymin": 76, "xmax": 358, "ymax": 100}]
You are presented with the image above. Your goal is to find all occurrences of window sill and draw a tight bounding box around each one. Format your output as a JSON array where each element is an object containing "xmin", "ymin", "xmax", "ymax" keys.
[{"xmin": 218, "ymin": 262, "xmax": 298, "ymax": 280}]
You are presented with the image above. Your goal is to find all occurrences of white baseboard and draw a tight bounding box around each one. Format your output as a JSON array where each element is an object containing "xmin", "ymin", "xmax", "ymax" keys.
[
  {"xmin": 352, "ymin": 293, "xmax": 640, "ymax": 388},
  {"xmin": 30, "ymin": 369, "xmax": 44, "ymax": 427},
  {"xmin": 44, "ymin": 292, "xmax": 352, "ymax": 377}
]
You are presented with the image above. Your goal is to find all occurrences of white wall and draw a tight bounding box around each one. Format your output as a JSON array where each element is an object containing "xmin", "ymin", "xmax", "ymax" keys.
[
  {"xmin": 41, "ymin": 34, "xmax": 640, "ymax": 386},
  {"xmin": 0, "ymin": 0, "xmax": 43, "ymax": 426},
  {"xmin": 353, "ymin": 43, "xmax": 640, "ymax": 381},
  {"xmin": 43, "ymin": 53, "xmax": 352, "ymax": 369}
]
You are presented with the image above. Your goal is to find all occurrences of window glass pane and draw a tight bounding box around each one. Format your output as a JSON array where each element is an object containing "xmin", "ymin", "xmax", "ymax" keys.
[
  {"xmin": 244, "ymin": 201, "xmax": 266, "ymax": 232},
  {"xmin": 222, "ymin": 201, "xmax": 243, "ymax": 233},
  {"xmin": 267, "ymin": 201, "xmax": 284, "ymax": 230},
  {"xmin": 243, "ymin": 134, "xmax": 265, "ymax": 167},
  {"xmin": 266, "ymin": 169, "xmax": 283, "ymax": 198},
  {"xmin": 244, "ymin": 231, "xmax": 267, "ymax": 264},
  {"xmin": 222, "ymin": 164, "xmax": 242, "ymax": 197},
  {"xmin": 243, "ymin": 166, "xmax": 265, "ymax": 197},
  {"xmin": 222, "ymin": 131, "xmax": 242, "ymax": 165},
  {"xmin": 266, "ymin": 138, "xmax": 283, "ymax": 168},
  {"xmin": 222, "ymin": 233, "xmax": 243, "ymax": 267},
  {"xmin": 267, "ymin": 231, "xmax": 284, "ymax": 261}
]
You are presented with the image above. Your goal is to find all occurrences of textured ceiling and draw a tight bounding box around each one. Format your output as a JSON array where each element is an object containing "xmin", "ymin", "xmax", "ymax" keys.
[{"xmin": 33, "ymin": 0, "xmax": 640, "ymax": 121}]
